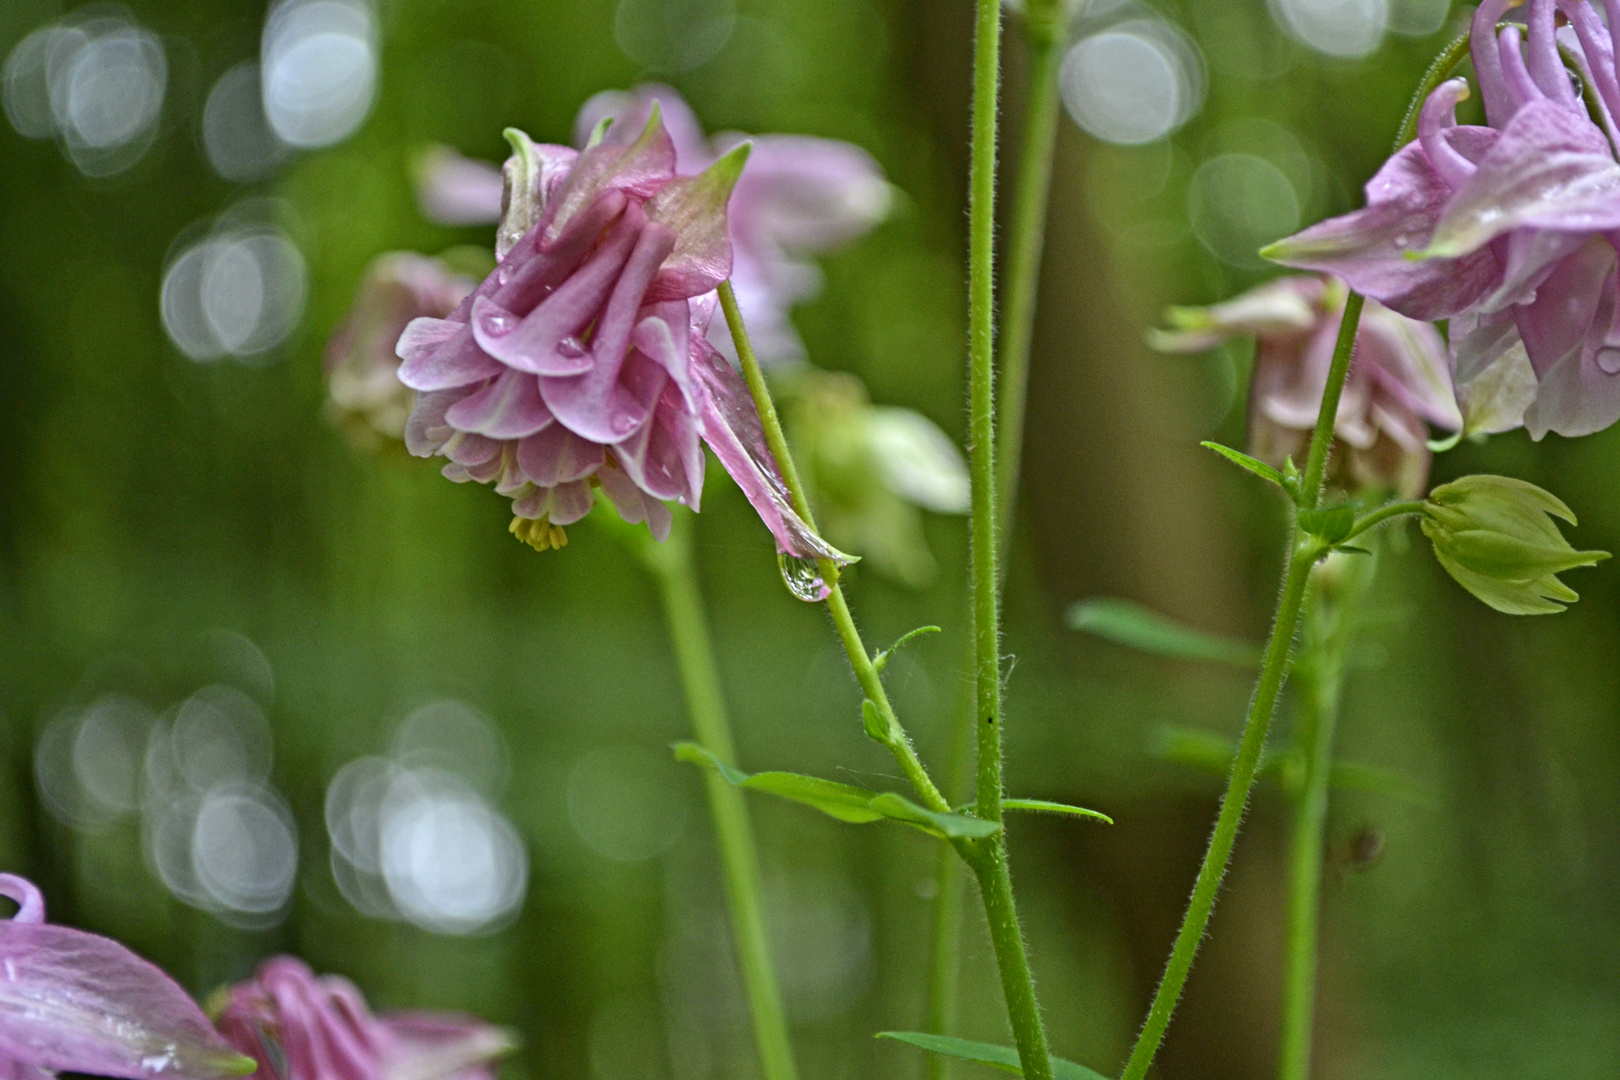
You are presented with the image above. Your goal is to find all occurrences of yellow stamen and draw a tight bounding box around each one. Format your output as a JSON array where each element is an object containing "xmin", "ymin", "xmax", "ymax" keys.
[{"xmin": 509, "ymin": 515, "xmax": 568, "ymax": 552}]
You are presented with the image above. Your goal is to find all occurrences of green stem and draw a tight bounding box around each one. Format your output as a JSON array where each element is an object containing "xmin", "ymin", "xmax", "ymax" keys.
[
  {"xmin": 718, "ymin": 280, "xmax": 951, "ymax": 816},
  {"xmin": 642, "ymin": 515, "xmax": 798, "ymax": 1080},
  {"xmin": 1342, "ymin": 500, "xmax": 1423, "ymax": 543},
  {"xmin": 1277, "ymin": 547, "xmax": 1373, "ymax": 1080},
  {"xmin": 927, "ymin": 9, "xmax": 1065, "ymax": 1076},
  {"xmin": 993, "ymin": 11, "xmax": 1064, "ymax": 542},
  {"xmin": 1120, "ymin": 293, "xmax": 1365, "ymax": 1080},
  {"xmin": 961, "ymin": 1, "xmax": 1056, "ymax": 1078}
]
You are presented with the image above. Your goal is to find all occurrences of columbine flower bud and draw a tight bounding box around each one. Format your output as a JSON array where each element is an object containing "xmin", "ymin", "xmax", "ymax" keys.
[
  {"xmin": 1420, "ymin": 474, "xmax": 1610, "ymax": 614},
  {"xmin": 785, "ymin": 370, "xmax": 968, "ymax": 587},
  {"xmin": 324, "ymin": 253, "xmax": 478, "ymax": 449},
  {"xmin": 0, "ymin": 874, "xmax": 254, "ymax": 1080}
]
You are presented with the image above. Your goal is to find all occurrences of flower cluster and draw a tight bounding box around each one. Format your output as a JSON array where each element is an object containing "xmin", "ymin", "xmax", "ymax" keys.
[
  {"xmin": 1265, "ymin": 0, "xmax": 1620, "ymax": 439},
  {"xmin": 1150, "ymin": 275, "xmax": 1460, "ymax": 497},
  {"xmin": 396, "ymin": 110, "xmax": 843, "ymax": 564}
]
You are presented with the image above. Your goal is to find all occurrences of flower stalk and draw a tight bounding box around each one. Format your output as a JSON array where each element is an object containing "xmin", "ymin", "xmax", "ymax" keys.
[
  {"xmin": 639, "ymin": 513, "xmax": 799, "ymax": 1080},
  {"xmin": 1120, "ymin": 293, "xmax": 1367, "ymax": 1080},
  {"xmin": 1277, "ymin": 547, "xmax": 1375, "ymax": 1080}
]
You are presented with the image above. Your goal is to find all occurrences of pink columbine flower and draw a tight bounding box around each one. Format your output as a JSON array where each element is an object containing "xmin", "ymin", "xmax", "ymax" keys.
[
  {"xmin": 325, "ymin": 253, "xmax": 477, "ymax": 448},
  {"xmin": 413, "ymin": 85, "xmax": 890, "ymax": 365},
  {"xmin": 1264, "ymin": 0, "xmax": 1620, "ymax": 439},
  {"xmin": 1150, "ymin": 275, "xmax": 1462, "ymax": 497},
  {"xmin": 213, "ymin": 957, "xmax": 514, "ymax": 1080},
  {"xmin": 0, "ymin": 873, "xmax": 254, "ymax": 1080},
  {"xmin": 397, "ymin": 110, "xmax": 846, "ymax": 566}
]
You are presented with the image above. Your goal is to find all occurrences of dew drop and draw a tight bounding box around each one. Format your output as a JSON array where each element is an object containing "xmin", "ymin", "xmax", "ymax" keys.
[
  {"xmin": 479, "ymin": 307, "xmax": 516, "ymax": 335},
  {"xmin": 777, "ymin": 553, "xmax": 830, "ymax": 602},
  {"xmin": 1596, "ymin": 346, "xmax": 1620, "ymax": 375},
  {"xmin": 557, "ymin": 336, "xmax": 585, "ymax": 357}
]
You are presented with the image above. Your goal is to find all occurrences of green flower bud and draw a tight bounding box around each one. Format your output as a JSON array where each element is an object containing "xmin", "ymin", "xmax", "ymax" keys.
[{"xmin": 1420, "ymin": 475, "xmax": 1609, "ymax": 615}]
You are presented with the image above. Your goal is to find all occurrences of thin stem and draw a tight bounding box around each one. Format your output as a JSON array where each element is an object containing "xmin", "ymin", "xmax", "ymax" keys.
[
  {"xmin": 928, "ymin": 9, "xmax": 1064, "ymax": 1073},
  {"xmin": 642, "ymin": 515, "xmax": 798, "ymax": 1080},
  {"xmin": 1342, "ymin": 500, "xmax": 1423, "ymax": 543},
  {"xmin": 962, "ymin": 1, "xmax": 1057, "ymax": 1078},
  {"xmin": 994, "ymin": 12, "xmax": 1064, "ymax": 542},
  {"xmin": 1300, "ymin": 292, "xmax": 1364, "ymax": 509},
  {"xmin": 719, "ymin": 281, "xmax": 951, "ymax": 815},
  {"xmin": 1278, "ymin": 548, "xmax": 1374, "ymax": 1080},
  {"xmin": 1121, "ymin": 293, "xmax": 1364, "ymax": 1080}
]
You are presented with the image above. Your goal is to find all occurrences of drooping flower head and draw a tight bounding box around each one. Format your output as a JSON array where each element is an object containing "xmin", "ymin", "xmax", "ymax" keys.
[
  {"xmin": 325, "ymin": 253, "xmax": 477, "ymax": 448},
  {"xmin": 1265, "ymin": 0, "xmax": 1620, "ymax": 439},
  {"xmin": 213, "ymin": 957, "xmax": 514, "ymax": 1080},
  {"xmin": 398, "ymin": 109, "xmax": 845, "ymax": 568},
  {"xmin": 414, "ymin": 85, "xmax": 891, "ymax": 365},
  {"xmin": 0, "ymin": 874, "xmax": 255, "ymax": 1080},
  {"xmin": 1151, "ymin": 275, "xmax": 1461, "ymax": 497}
]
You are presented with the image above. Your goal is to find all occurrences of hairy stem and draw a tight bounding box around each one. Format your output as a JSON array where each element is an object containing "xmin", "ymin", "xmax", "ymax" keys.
[
  {"xmin": 927, "ymin": 8, "xmax": 1065, "ymax": 1075},
  {"xmin": 961, "ymin": 1, "xmax": 1056, "ymax": 1078},
  {"xmin": 1120, "ymin": 293, "xmax": 1365, "ymax": 1080},
  {"xmin": 1278, "ymin": 547, "xmax": 1373, "ymax": 1080},
  {"xmin": 719, "ymin": 281, "xmax": 950, "ymax": 815},
  {"xmin": 643, "ymin": 515, "xmax": 798, "ymax": 1080},
  {"xmin": 1342, "ymin": 500, "xmax": 1424, "ymax": 543}
]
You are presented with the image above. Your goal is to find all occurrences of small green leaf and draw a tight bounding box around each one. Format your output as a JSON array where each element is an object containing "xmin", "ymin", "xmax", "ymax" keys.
[
  {"xmin": 1332, "ymin": 544, "xmax": 1373, "ymax": 557},
  {"xmin": 1329, "ymin": 761, "xmax": 1433, "ymax": 805},
  {"xmin": 1154, "ymin": 727, "xmax": 1237, "ymax": 775},
  {"xmin": 1298, "ymin": 502, "xmax": 1356, "ymax": 544},
  {"xmin": 873, "ymin": 625, "xmax": 942, "ymax": 673},
  {"xmin": 674, "ymin": 743, "xmax": 998, "ymax": 838},
  {"xmin": 1200, "ymin": 441, "xmax": 1283, "ymax": 486},
  {"xmin": 876, "ymin": 1032, "xmax": 1110, "ymax": 1080},
  {"xmin": 868, "ymin": 793, "xmax": 1001, "ymax": 839},
  {"xmin": 1067, "ymin": 598, "xmax": 1261, "ymax": 666},
  {"xmin": 862, "ymin": 699, "xmax": 890, "ymax": 743},
  {"xmin": 1001, "ymin": 799, "xmax": 1113, "ymax": 825},
  {"xmin": 1426, "ymin": 430, "xmax": 1463, "ymax": 452}
]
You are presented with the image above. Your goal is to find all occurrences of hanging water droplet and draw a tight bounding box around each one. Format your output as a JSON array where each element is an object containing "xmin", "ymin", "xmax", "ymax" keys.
[
  {"xmin": 1597, "ymin": 346, "xmax": 1620, "ymax": 376},
  {"xmin": 777, "ymin": 553, "xmax": 830, "ymax": 602},
  {"xmin": 557, "ymin": 336, "xmax": 586, "ymax": 357}
]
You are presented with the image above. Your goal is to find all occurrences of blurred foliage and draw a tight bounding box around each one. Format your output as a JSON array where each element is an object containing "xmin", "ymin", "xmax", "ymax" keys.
[{"xmin": 1, "ymin": 2, "xmax": 1617, "ymax": 1079}]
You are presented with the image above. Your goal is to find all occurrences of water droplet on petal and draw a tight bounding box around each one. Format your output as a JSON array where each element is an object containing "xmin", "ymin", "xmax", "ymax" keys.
[
  {"xmin": 777, "ymin": 553, "xmax": 830, "ymax": 602},
  {"xmin": 557, "ymin": 336, "xmax": 585, "ymax": 357},
  {"xmin": 479, "ymin": 307, "xmax": 516, "ymax": 336},
  {"xmin": 1596, "ymin": 346, "xmax": 1620, "ymax": 375}
]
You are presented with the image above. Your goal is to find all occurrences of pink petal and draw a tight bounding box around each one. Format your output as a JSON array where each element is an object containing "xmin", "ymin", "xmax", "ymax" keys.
[
  {"xmin": 541, "ymin": 112, "xmax": 676, "ymax": 248},
  {"xmin": 515, "ymin": 425, "xmax": 604, "ymax": 487},
  {"xmin": 404, "ymin": 390, "xmax": 460, "ymax": 456},
  {"xmin": 1525, "ymin": 262, "xmax": 1620, "ymax": 437},
  {"xmin": 0, "ymin": 921, "xmax": 250, "ymax": 1080},
  {"xmin": 378, "ymin": 1014, "xmax": 515, "ymax": 1080},
  {"xmin": 443, "ymin": 368, "xmax": 555, "ymax": 438},
  {"xmin": 727, "ymin": 134, "xmax": 891, "ymax": 253},
  {"xmin": 1425, "ymin": 100, "xmax": 1620, "ymax": 258},
  {"xmin": 643, "ymin": 144, "xmax": 747, "ymax": 302},
  {"xmin": 490, "ymin": 189, "xmax": 629, "ymax": 317},
  {"xmin": 397, "ymin": 327, "xmax": 505, "ymax": 392},
  {"xmin": 631, "ymin": 301, "xmax": 698, "ymax": 411},
  {"xmin": 573, "ymin": 85, "xmax": 713, "ymax": 169},
  {"xmin": 495, "ymin": 132, "xmax": 579, "ymax": 261},
  {"xmin": 597, "ymin": 463, "xmax": 674, "ymax": 541},
  {"xmin": 613, "ymin": 381, "xmax": 704, "ymax": 504},
  {"xmin": 541, "ymin": 223, "xmax": 676, "ymax": 443},
  {"xmin": 511, "ymin": 480, "xmax": 594, "ymax": 525},
  {"xmin": 1263, "ymin": 139, "xmax": 1502, "ymax": 320},
  {"xmin": 414, "ymin": 147, "xmax": 504, "ymax": 227},
  {"xmin": 1512, "ymin": 236, "xmax": 1615, "ymax": 376}
]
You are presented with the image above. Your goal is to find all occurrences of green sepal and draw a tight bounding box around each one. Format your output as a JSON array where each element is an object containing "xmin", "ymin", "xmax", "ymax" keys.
[
  {"xmin": 876, "ymin": 1032, "xmax": 1110, "ymax": 1080},
  {"xmin": 1067, "ymin": 597, "xmax": 1261, "ymax": 666},
  {"xmin": 1298, "ymin": 502, "xmax": 1356, "ymax": 544},
  {"xmin": 583, "ymin": 115, "xmax": 613, "ymax": 148},
  {"xmin": 674, "ymin": 743, "xmax": 999, "ymax": 839},
  {"xmin": 861, "ymin": 699, "xmax": 890, "ymax": 743},
  {"xmin": 1281, "ymin": 456, "xmax": 1303, "ymax": 501},
  {"xmin": 872, "ymin": 625, "xmax": 941, "ymax": 673},
  {"xmin": 1200, "ymin": 440, "xmax": 1283, "ymax": 487},
  {"xmin": 1000, "ymin": 799, "xmax": 1113, "ymax": 825}
]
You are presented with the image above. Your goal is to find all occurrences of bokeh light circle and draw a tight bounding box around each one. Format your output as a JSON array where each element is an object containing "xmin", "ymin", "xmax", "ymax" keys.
[
  {"xmin": 1060, "ymin": 20, "xmax": 1204, "ymax": 146},
  {"xmin": 1187, "ymin": 153, "xmax": 1301, "ymax": 269},
  {"xmin": 1268, "ymin": 0, "xmax": 1388, "ymax": 59},
  {"xmin": 262, "ymin": 0, "xmax": 378, "ymax": 148}
]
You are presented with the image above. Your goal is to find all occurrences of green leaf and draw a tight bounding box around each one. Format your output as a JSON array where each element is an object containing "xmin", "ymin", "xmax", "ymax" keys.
[
  {"xmin": 876, "ymin": 1032, "xmax": 1110, "ymax": 1080},
  {"xmin": 1001, "ymin": 799, "xmax": 1113, "ymax": 825},
  {"xmin": 873, "ymin": 625, "xmax": 942, "ymax": 673},
  {"xmin": 675, "ymin": 743, "xmax": 882, "ymax": 823},
  {"xmin": 1298, "ymin": 502, "xmax": 1356, "ymax": 544},
  {"xmin": 1329, "ymin": 761, "xmax": 1433, "ymax": 805},
  {"xmin": 1067, "ymin": 598, "xmax": 1261, "ymax": 666},
  {"xmin": 1154, "ymin": 726, "xmax": 1237, "ymax": 775},
  {"xmin": 1332, "ymin": 544, "xmax": 1373, "ymax": 557},
  {"xmin": 1199, "ymin": 441, "xmax": 1283, "ymax": 487},
  {"xmin": 674, "ymin": 743, "xmax": 998, "ymax": 839}
]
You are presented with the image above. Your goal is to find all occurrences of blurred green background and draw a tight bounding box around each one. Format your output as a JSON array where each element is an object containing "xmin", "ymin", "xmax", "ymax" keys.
[{"xmin": 2, "ymin": 1, "xmax": 1617, "ymax": 1078}]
